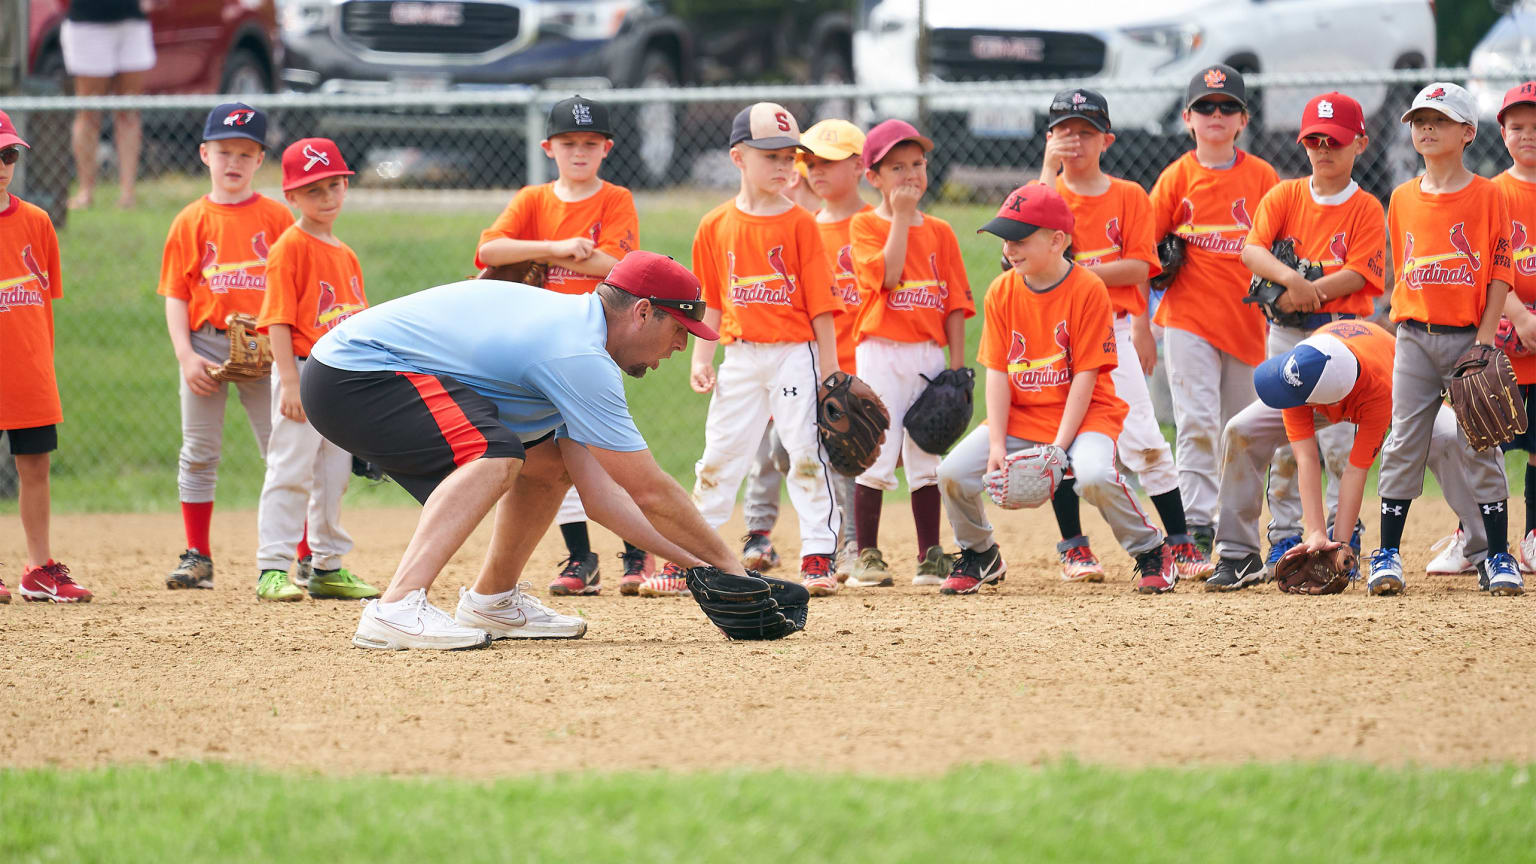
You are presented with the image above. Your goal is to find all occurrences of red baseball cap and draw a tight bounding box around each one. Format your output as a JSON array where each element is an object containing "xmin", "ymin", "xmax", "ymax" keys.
[
  {"xmin": 862, "ymin": 119, "xmax": 933, "ymax": 171},
  {"xmin": 1297, "ymin": 92, "xmax": 1365, "ymax": 146},
  {"xmin": 604, "ymin": 251, "xmax": 718, "ymax": 340},
  {"xmin": 0, "ymin": 110, "xmax": 30, "ymax": 151},
  {"xmin": 978, "ymin": 183, "xmax": 1074, "ymax": 241},
  {"xmin": 281, "ymin": 137, "xmax": 354, "ymax": 191},
  {"xmin": 1499, "ymin": 81, "xmax": 1536, "ymax": 125}
]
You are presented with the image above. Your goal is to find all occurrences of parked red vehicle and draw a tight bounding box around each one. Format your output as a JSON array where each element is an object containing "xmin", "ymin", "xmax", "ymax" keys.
[{"xmin": 27, "ymin": 0, "xmax": 283, "ymax": 93}]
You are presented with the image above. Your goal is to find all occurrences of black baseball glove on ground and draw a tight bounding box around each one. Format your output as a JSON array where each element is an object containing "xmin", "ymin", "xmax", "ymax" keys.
[{"xmin": 684, "ymin": 567, "xmax": 808, "ymax": 640}]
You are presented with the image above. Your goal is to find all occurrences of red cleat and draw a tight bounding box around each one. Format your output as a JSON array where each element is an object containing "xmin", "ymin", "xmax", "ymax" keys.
[{"xmin": 19, "ymin": 560, "xmax": 92, "ymax": 603}]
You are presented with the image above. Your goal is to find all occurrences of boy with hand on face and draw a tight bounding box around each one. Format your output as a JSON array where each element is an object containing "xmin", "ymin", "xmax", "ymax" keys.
[
  {"xmin": 475, "ymin": 95, "xmax": 649, "ymax": 597},
  {"xmin": 1038, "ymin": 87, "xmax": 1207, "ymax": 584}
]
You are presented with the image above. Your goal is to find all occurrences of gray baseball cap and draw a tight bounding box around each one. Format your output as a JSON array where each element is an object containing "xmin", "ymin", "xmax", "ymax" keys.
[{"xmin": 1400, "ymin": 82, "xmax": 1477, "ymax": 132}]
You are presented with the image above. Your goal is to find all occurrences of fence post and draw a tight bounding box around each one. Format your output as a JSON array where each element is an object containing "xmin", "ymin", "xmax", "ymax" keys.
[{"xmin": 524, "ymin": 92, "xmax": 546, "ymax": 186}]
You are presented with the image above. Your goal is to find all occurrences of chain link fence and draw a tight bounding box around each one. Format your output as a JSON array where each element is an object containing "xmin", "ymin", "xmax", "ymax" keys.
[{"xmin": 3, "ymin": 66, "xmax": 1534, "ymax": 510}]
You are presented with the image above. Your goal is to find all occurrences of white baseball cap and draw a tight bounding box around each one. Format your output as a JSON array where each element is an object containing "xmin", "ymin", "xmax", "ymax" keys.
[
  {"xmin": 1253, "ymin": 332, "xmax": 1359, "ymax": 409},
  {"xmin": 1400, "ymin": 82, "xmax": 1478, "ymax": 133}
]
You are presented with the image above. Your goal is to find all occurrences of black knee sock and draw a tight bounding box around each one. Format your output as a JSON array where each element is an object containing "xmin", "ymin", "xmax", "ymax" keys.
[
  {"xmin": 1481, "ymin": 500, "xmax": 1509, "ymax": 557},
  {"xmin": 623, "ymin": 541, "xmax": 643, "ymax": 556},
  {"xmin": 1051, "ymin": 479, "xmax": 1082, "ymax": 540},
  {"xmin": 560, "ymin": 521, "xmax": 591, "ymax": 559},
  {"xmin": 1379, "ymin": 498, "xmax": 1411, "ymax": 550},
  {"xmin": 1150, "ymin": 489, "xmax": 1187, "ymax": 537},
  {"xmin": 1525, "ymin": 465, "xmax": 1536, "ymax": 535}
]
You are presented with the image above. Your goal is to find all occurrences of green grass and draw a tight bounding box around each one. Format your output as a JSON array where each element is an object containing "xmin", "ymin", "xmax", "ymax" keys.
[
  {"xmin": 18, "ymin": 167, "xmax": 1002, "ymax": 512},
  {"xmin": 1, "ymin": 761, "xmax": 1532, "ymax": 862}
]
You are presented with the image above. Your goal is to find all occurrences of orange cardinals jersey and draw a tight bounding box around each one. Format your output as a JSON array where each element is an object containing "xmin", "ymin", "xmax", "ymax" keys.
[
  {"xmin": 816, "ymin": 207, "xmax": 872, "ymax": 373},
  {"xmin": 1150, "ymin": 150, "xmax": 1279, "ymax": 366},
  {"xmin": 1245, "ymin": 178, "xmax": 1386, "ymax": 318},
  {"xmin": 157, "ymin": 194, "xmax": 294, "ymax": 331},
  {"xmin": 977, "ymin": 264, "xmax": 1126, "ymax": 444},
  {"xmin": 475, "ymin": 181, "xmax": 639, "ymax": 295},
  {"xmin": 692, "ymin": 201, "xmax": 842, "ymax": 345},
  {"xmin": 1281, "ymin": 319, "xmax": 1395, "ymax": 469},
  {"xmin": 0, "ymin": 196, "xmax": 63, "ymax": 429},
  {"xmin": 1494, "ymin": 171, "xmax": 1536, "ymax": 383},
  {"xmin": 849, "ymin": 211, "xmax": 975, "ymax": 345},
  {"xmin": 1055, "ymin": 175, "xmax": 1159, "ymax": 317},
  {"xmin": 257, "ymin": 225, "xmax": 369, "ymax": 358},
  {"xmin": 1388, "ymin": 175, "xmax": 1513, "ymax": 327}
]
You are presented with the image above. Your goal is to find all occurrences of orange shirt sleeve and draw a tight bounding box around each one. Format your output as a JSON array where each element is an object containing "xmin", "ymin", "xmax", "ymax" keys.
[
  {"xmin": 850, "ymin": 212, "xmax": 888, "ymax": 292},
  {"xmin": 1492, "ymin": 186, "xmax": 1515, "ymax": 289},
  {"xmin": 939, "ymin": 222, "xmax": 975, "ymax": 319},
  {"xmin": 976, "ymin": 272, "xmax": 1013, "ymax": 371},
  {"xmin": 1341, "ymin": 194, "xmax": 1387, "ymax": 296},
  {"xmin": 1245, "ymin": 179, "xmax": 1291, "ymax": 250},
  {"xmin": 1149, "ymin": 158, "xmax": 1185, "ymax": 242},
  {"xmin": 157, "ymin": 205, "xmax": 198, "ymax": 301},
  {"xmin": 475, "ymin": 186, "xmax": 540, "ymax": 269},
  {"xmin": 1122, "ymin": 181, "xmax": 1159, "ymax": 279},
  {"xmin": 692, "ymin": 212, "xmax": 722, "ymax": 311},
  {"xmin": 596, "ymin": 186, "xmax": 639, "ymax": 259},
  {"xmin": 796, "ymin": 213, "xmax": 843, "ymax": 322},
  {"xmin": 1072, "ymin": 275, "xmax": 1117, "ymax": 374},
  {"xmin": 257, "ymin": 226, "xmax": 301, "ymax": 333},
  {"xmin": 1281, "ymin": 405, "xmax": 1317, "ymax": 443}
]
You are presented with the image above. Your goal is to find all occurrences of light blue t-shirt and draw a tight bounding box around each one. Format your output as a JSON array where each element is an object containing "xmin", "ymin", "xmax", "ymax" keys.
[{"xmin": 311, "ymin": 281, "xmax": 647, "ymax": 452}]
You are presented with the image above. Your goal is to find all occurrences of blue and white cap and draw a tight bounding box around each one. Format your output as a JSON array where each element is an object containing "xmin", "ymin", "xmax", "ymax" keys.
[{"xmin": 1254, "ymin": 333, "xmax": 1359, "ymax": 409}]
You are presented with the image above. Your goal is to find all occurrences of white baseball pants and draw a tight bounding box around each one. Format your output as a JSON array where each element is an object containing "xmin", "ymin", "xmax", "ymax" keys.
[
  {"xmin": 556, "ymin": 486, "xmax": 586, "ymax": 525},
  {"xmin": 1163, "ymin": 327, "xmax": 1256, "ymax": 529},
  {"xmin": 693, "ymin": 341, "xmax": 839, "ymax": 555},
  {"xmin": 855, "ymin": 337, "xmax": 945, "ymax": 492},
  {"xmin": 177, "ymin": 323, "xmax": 272, "ymax": 503},
  {"xmin": 1109, "ymin": 314, "xmax": 1179, "ymax": 497},
  {"xmin": 256, "ymin": 358, "xmax": 354, "ymax": 572}
]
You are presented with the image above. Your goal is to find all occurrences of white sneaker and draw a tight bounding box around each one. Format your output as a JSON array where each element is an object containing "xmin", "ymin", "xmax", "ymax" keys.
[
  {"xmin": 353, "ymin": 588, "xmax": 491, "ymax": 651},
  {"xmin": 1518, "ymin": 530, "xmax": 1536, "ymax": 575},
  {"xmin": 455, "ymin": 584, "xmax": 588, "ymax": 639},
  {"xmin": 1425, "ymin": 529, "xmax": 1474, "ymax": 575}
]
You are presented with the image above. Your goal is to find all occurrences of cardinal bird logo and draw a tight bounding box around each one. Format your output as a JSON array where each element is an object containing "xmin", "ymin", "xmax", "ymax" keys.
[
  {"xmin": 1448, "ymin": 222, "xmax": 1481, "ymax": 271},
  {"xmin": 835, "ymin": 244, "xmax": 860, "ymax": 305},
  {"xmin": 199, "ymin": 241, "xmax": 219, "ymax": 281},
  {"xmin": 224, "ymin": 109, "xmax": 256, "ymax": 127},
  {"xmin": 315, "ymin": 276, "xmax": 365, "ymax": 329},
  {"xmin": 1512, "ymin": 220, "xmax": 1536, "ymax": 276},
  {"xmin": 726, "ymin": 247, "xmax": 796, "ymax": 306},
  {"xmin": 1175, "ymin": 198, "xmax": 1195, "ymax": 229},
  {"xmin": 200, "ymin": 236, "xmax": 269, "ymax": 293},
  {"xmin": 1231, "ymin": 198, "xmax": 1252, "ymax": 229},
  {"xmin": 836, "ymin": 244, "xmax": 854, "ymax": 279},
  {"xmin": 885, "ymin": 253, "xmax": 949, "ymax": 311},
  {"xmin": 1329, "ymin": 232, "xmax": 1349, "ymax": 263},
  {"xmin": 252, "ymin": 231, "xmax": 269, "ymax": 260},
  {"xmin": 1074, "ymin": 217, "xmax": 1124, "ymax": 264},
  {"xmin": 0, "ymin": 244, "xmax": 50, "ymax": 310},
  {"xmin": 1426, "ymin": 86, "xmax": 1446, "ymax": 101},
  {"xmin": 1004, "ymin": 324, "xmax": 1072, "ymax": 391},
  {"xmin": 1173, "ymin": 197, "xmax": 1249, "ymax": 253},
  {"xmin": 20, "ymin": 244, "xmax": 48, "ymax": 292},
  {"xmin": 1105, "ymin": 217, "xmax": 1123, "ymax": 249}
]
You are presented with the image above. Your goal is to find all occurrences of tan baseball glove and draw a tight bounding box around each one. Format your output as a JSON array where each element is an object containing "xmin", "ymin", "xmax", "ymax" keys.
[
  {"xmin": 208, "ymin": 313, "xmax": 273, "ymax": 383},
  {"xmin": 1446, "ymin": 343, "xmax": 1527, "ymax": 452},
  {"xmin": 1273, "ymin": 542, "xmax": 1358, "ymax": 595}
]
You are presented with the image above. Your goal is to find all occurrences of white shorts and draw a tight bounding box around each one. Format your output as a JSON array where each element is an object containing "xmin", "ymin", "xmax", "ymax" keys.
[{"xmin": 61, "ymin": 19, "xmax": 156, "ymax": 79}]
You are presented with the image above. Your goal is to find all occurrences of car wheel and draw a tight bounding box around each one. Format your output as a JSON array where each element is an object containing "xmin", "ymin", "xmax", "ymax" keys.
[
  {"xmin": 221, "ymin": 48, "xmax": 272, "ymax": 95},
  {"xmin": 611, "ymin": 51, "xmax": 684, "ymax": 188}
]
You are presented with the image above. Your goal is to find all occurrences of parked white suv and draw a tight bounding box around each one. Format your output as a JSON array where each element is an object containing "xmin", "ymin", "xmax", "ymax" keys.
[{"xmin": 855, "ymin": 0, "xmax": 1434, "ymax": 188}]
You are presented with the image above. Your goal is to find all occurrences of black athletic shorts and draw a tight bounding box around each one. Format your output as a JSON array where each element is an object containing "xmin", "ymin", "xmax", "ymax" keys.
[
  {"xmin": 301, "ymin": 359, "xmax": 537, "ymax": 504},
  {"xmin": 1, "ymin": 424, "xmax": 58, "ymax": 455},
  {"xmin": 1503, "ymin": 383, "xmax": 1536, "ymax": 454}
]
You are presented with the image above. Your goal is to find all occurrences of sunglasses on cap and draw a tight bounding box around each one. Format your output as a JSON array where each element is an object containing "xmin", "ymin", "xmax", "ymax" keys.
[
  {"xmin": 646, "ymin": 295, "xmax": 706, "ymax": 321},
  {"xmin": 1301, "ymin": 134, "xmax": 1351, "ymax": 150},
  {"xmin": 1189, "ymin": 100, "xmax": 1245, "ymax": 116},
  {"xmin": 0, "ymin": 147, "xmax": 20, "ymax": 166}
]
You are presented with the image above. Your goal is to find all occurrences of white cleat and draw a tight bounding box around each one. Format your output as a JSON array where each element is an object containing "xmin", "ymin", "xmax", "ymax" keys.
[
  {"xmin": 455, "ymin": 584, "xmax": 588, "ymax": 639},
  {"xmin": 1518, "ymin": 530, "xmax": 1536, "ymax": 575},
  {"xmin": 353, "ymin": 588, "xmax": 491, "ymax": 651},
  {"xmin": 1425, "ymin": 529, "xmax": 1474, "ymax": 575}
]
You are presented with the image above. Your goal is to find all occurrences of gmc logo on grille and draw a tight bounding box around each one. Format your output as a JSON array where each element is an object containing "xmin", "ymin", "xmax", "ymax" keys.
[
  {"xmin": 970, "ymin": 35, "xmax": 1045, "ymax": 62},
  {"xmin": 390, "ymin": 2, "xmax": 465, "ymax": 26}
]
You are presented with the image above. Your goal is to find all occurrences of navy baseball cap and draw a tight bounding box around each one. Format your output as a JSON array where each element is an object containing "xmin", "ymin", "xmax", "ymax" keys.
[
  {"xmin": 1254, "ymin": 335, "xmax": 1359, "ymax": 409},
  {"xmin": 203, "ymin": 102, "xmax": 267, "ymax": 146},
  {"xmin": 729, "ymin": 102, "xmax": 810, "ymax": 151}
]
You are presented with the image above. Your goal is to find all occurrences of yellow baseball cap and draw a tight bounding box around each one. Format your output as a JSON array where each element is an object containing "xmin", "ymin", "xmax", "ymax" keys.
[{"xmin": 796, "ymin": 119, "xmax": 864, "ymax": 175}]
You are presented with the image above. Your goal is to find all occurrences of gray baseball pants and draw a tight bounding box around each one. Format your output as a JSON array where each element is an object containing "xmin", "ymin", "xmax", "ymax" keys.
[
  {"xmin": 177, "ymin": 323, "xmax": 272, "ymax": 503},
  {"xmin": 1163, "ymin": 327, "xmax": 1257, "ymax": 529}
]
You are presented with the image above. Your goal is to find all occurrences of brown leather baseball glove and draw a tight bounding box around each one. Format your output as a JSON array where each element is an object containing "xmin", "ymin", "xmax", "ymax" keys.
[
  {"xmin": 817, "ymin": 371, "xmax": 890, "ymax": 477},
  {"xmin": 1446, "ymin": 343, "xmax": 1528, "ymax": 452},
  {"xmin": 476, "ymin": 259, "xmax": 548, "ymax": 287},
  {"xmin": 1273, "ymin": 543, "xmax": 1358, "ymax": 595},
  {"xmin": 208, "ymin": 313, "xmax": 273, "ymax": 383}
]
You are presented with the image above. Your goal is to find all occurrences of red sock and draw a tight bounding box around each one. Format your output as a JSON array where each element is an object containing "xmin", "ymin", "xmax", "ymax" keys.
[
  {"xmin": 854, "ymin": 484, "xmax": 882, "ymax": 550},
  {"xmin": 296, "ymin": 524, "xmax": 311, "ymax": 560},
  {"xmin": 911, "ymin": 484, "xmax": 941, "ymax": 556},
  {"xmin": 182, "ymin": 501, "xmax": 214, "ymax": 556}
]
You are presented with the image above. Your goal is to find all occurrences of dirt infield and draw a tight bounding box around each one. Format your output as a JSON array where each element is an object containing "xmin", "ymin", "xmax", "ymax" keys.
[{"xmin": 2, "ymin": 498, "xmax": 1533, "ymax": 777}]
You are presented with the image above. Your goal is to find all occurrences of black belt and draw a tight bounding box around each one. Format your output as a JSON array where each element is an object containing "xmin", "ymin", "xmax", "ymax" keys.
[
  {"xmin": 1401, "ymin": 319, "xmax": 1476, "ymax": 335},
  {"xmin": 1293, "ymin": 312, "xmax": 1357, "ymax": 331}
]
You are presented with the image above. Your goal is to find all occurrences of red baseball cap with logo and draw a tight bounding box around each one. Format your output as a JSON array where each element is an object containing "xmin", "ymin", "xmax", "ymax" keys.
[
  {"xmin": 604, "ymin": 251, "xmax": 718, "ymax": 340},
  {"xmin": 281, "ymin": 137, "xmax": 354, "ymax": 191},
  {"xmin": 0, "ymin": 109, "xmax": 30, "ymax": 151},
  {"xmin": 862, "ymin": 118, "xmax": 934, "ymax": 171},
  {"xmin": 978, "ymin": 183, "xmax": 1075, "ymax": 241},
  {"xmin": 1297, "ymin": 92, "xmax": 1365, "ymax": 146},
  {"xmin": 1499, "ymin": 81, "xmax": 1536, "ymax": 125}
]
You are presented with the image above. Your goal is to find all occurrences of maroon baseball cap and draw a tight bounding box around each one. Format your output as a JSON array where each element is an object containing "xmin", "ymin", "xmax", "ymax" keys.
[
  {"xmin": 1500, "ymin": 81, "xmax": 1536, "ymax": 124},
  {"xmin": 1297, "ymin": 92, "xmax": 1366, "ymax": 146},
  {"xmin": 978, "ymin": 183, "xmax": 1074, "ymax": 241},
  {"xmin": 604, "ymin": 251, "xmax": 718, "ymax": 340},
  {"xmin": 0, "ymin": 110, "xmax": 30, "ymax": 151},
  {"xmin": 281, "ymin": 137, "xmax": 354, "ymax": 191},
  {"xmin": 862, "ymin": 119, "xmax": 933, "ymax": 171}
]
